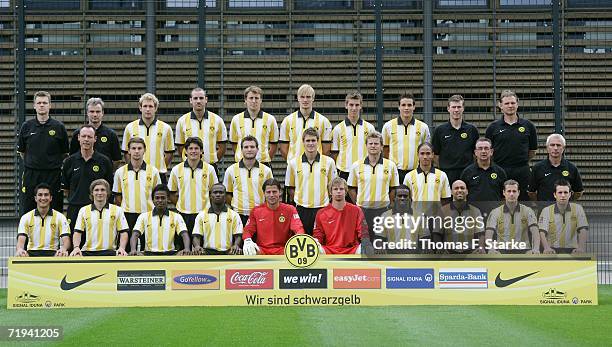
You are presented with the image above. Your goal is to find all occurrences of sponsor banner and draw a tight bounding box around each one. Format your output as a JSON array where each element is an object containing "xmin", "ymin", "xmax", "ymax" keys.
[
  {"xmin": 117, "ymin": 270, "xmax": 166, "ymax": 291},
  {"xmin": 7, "ymin": 256, "xmax": 598, "ymax": 308},
  {"xmin": 279, "ymin": 269, "xmax": 327, "ymax": 289},
  {"xmin": 225, "ymin": 269, "xmax": 274, "ymax": 290},
  {"xmin": 171, "ymin": 270, "xmax": 220, "ymax": 290},
  {"xmin": 386, "ymin": 269, "xmax": 435, "ymax": 289},
  {"xmin": 439, "ymin": 268, "xmax": 488, "ymax": 289},
  {"xmin": 333, "ymin": 269, "xmax": 381, "ymax": 289}
]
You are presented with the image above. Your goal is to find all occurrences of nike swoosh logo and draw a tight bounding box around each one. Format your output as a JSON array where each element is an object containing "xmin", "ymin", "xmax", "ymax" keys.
[
  {"xmin": 544, "ymin": 173, "xmax": 551, "ymax": 176},
  {"xmin": 60, "ymin": 273, "xmax": 105, "ymax": 290},
  {"xmin": 495, "ymin": 271, "xmax": 539, "ymax": 288},
  {"xmin": 30, "ymin": 132, "xmax": 37, "ymax": 135},
  {"xmin": 472, "ymin": 176, "xmax": 479, "ymax": 180},
  {"xmin": 73, "ymin": 167, "xmax": 80, "ymax": 171},
  {"xmin": 444, "ymin": 135, "xmax": 451, "ymax": 138},
  {"xmin": 499, "ymin": 129, "xmax": 506, "ymax": 133}
]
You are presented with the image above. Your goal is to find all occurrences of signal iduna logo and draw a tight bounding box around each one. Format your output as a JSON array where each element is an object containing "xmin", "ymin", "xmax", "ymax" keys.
[
  {"xmin": 284, "ymin": 234, "xmax": 319, "ymax": 268},
  {"xmin": 225, "ymin": 270, "xmax": 274, "ymax": 290}
]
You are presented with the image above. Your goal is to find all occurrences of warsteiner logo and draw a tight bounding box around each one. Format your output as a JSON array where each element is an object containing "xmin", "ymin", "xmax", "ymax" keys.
[
  {"xmin": 491, "ymin": 173, "xmax": 498, "ymax": 179},
  {"xmin": 562, "ymin": 170, "xmax": 569, "ymax": 177},
  {"xmin": 518, "ymin": 126, "xmax": 525, "ymax": 133},
  {"xmin": 285, "ymin": 234, "xmax": 319, "ymax": 268},
  {"xmin": 460, "ymin": 132, "xmax": 468, "ymax": 139},
  {"xmin": 101, "ymin": 136, "xmax": 108, "ymax": 143}
]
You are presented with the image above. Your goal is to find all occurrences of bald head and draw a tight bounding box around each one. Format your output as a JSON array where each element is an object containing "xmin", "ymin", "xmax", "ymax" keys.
[{"xmin": 451, "ymin": 179, "xmax": 468, "ymax": 201}]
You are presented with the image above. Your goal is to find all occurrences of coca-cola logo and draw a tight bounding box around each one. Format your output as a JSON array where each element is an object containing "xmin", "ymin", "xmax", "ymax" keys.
[{"xmin": 225, "ymin": 270, "xmax": 274, "ymax": 290}]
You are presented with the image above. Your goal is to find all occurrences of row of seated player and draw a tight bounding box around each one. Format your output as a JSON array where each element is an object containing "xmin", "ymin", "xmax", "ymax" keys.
[{"xmin": 16, "ymin": 175, "xmax": 587, "ymax": 257}]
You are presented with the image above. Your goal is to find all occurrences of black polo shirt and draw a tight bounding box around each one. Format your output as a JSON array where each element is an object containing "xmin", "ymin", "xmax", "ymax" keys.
[
  {"xmin": 61, "ymin": 151, "xmax": 113, "ymax": 205},
  {"xmin": 70, "ymin": 124, "xmax": 122, "ymax": 162},
  {"xmin": 460, "ymin": 163, "xmax": 507, "ymax": 202},
  {"xmin": 484, "ymin": 115, "xmax": 538, "ymax": 168},
  {"xmin": 17, "ymin": 117, "xmax": 69, "ymax": 170},
  {"xmin": 432, "ymin": 120, "xmax": 479, "ymax": 170},
  {"xmin": 528, "ymin": 158, "xmax": 583, "ymax": 201}
]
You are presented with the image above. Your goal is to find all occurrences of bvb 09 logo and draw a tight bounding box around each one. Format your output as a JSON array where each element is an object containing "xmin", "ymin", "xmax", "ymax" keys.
[{"xmin": 285, "ymin": 234, "xmax": 319, "ymax": 268}]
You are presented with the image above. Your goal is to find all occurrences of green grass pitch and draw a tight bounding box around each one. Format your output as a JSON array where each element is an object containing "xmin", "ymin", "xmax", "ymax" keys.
[{"xmin": 1, "ymin": 287, "xmax": 611, "ymax": 346}]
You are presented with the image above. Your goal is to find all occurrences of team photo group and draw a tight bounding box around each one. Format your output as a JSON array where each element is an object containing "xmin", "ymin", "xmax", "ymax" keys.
[{"xmin": 15, "ymin": 84, "xmax": 588, "ymax": 257}]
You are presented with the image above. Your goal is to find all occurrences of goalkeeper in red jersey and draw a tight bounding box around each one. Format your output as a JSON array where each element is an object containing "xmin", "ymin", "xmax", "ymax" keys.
[
  {"xmin": 313, "ymin": 177, "xmax": 374, "ymax": 254},
  {"xmin": 242, "ymin": 178, "xmax": 305, "ymax": 255}
]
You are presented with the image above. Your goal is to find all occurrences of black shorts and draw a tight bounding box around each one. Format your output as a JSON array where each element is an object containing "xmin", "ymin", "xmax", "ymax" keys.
[
  {"xmin": 124, "ymin": 212, "xmax": 142, "ymax": 253},
  {"xmin": 144, "ymin": 250, "xmax": 177, "ymax": 256},
  {"xmin": 361, "ymin": 206, "xmax": 389, "ymax": 241},
  {"xmin": 82, "ymin": 249, "xmax": 116, "ymax": 256},
  {"xmin": 204, "ymin": 248, "xmax": 230, "ymax": 255},
  {"xmin": 296, "ymin": 205, "xmax": 321, "ymax": 236},
  {"xmin": 503, "ymin": 165, "xmax": 531, "ymax": 201},
  {"xmin": 27, "ymin": 249, "xmax": 57, "ymax": 257},
  {"xmin": 398, "ymin": 169, "xmax": 410, "ymax": 185},
  {"xmin": 20, "ymin": 168, "xmax": 63, "ymax": 215},
  {"xmin": 177, "ymin": 212, "xmax": 198, "ymax": 250}
]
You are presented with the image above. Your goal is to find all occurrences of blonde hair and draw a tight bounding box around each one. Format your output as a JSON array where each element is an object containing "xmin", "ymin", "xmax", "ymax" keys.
[
  {"xmin": 138, "ymin": 93, "xmax": 159, "ymax": 108},
  {"xmin": 297, "ymin": 84, "xmax": 315, "ymax": 98}
]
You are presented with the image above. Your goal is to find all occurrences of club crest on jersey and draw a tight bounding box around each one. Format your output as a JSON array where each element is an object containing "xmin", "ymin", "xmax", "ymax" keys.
[
  {"xmin": 518, "ymin": 126, "xmax": 526, "ymax": 133},
  {"xmin": 321, "ymin": 168, "xmax": 327, "ymax": 175},
  {"xmin": 51, "ymin": 223, "xmax": 56, "ymax": 229},
  {"xmin": 262, "ymin": 124, "xmax": 268, "ymax": 130},
  {"xmin": 384, "ymin": 169, "xmax": 389, "ymax": 175},
  {"xmin": 258, "ymin": 172, "xmax": 264, "ymax": 178},
  {"xmin": 170, "ymin": 222, "xmax": 175, "ymax": 228},
  {"xmin": 92, "ymin": 165, "xmax": 100, "ymax": 172},
  {"xmin": 157, "ymin": 132, "xmax": 162, "ymax": 137},
  {"xmin": 210, "ymin": 126, "xmax": 216, "ymax": 132},
  {"xmin": 279, "ymin": 215, "xmax": 286, "ymax": 223},
  {"xmin": 101, "ymin": 136, "xmax": 108, "ymax": 143},
  {"xmin": 562, "ymin": 170, "xmax": 569, "ymax": 177},
  {"xmin": 48, "ymin": 130, "xmax": 56, "ymax": 136},
  {"xmin": 435, "ymin": 178, "xmax": 440, "ymax": 183},
  {"xmin": 416, "ymin": 131, "xmax": 421, "ymax": 136},
  {"xmin": 461, "ymin": 132, "xmax": 468, "ymax": 139},
  {"xmin": 491, "ymin": 173, "xmax": 498, "ymax": 179}
]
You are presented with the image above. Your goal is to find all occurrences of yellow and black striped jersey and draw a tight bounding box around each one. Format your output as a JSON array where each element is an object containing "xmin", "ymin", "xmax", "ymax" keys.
[
  {"xmin": 168, "ymin": 160, "xmax": 218, "ymax": 214},
  {"xmin": 285, "ymin": 153, "xmax": 336, "ymax": 208},
  {"xmin": 134, "ymin": 209, "xmax": 187, "ymax": 252},
  {"xmin": 382, "ymin": 116, "xmax": 430, "ymax": 171},
  {"xmin": 229, "ymin": 110, "xmax": 279, "ymax": 163},
  {"xmin": 121, "ymin": 118, "xmax": 175, "ymax": 173},
  {"xmin": 332, "ymin": 118, "xmax": 376, "ymax": 173},
  {"xmin": 223, "ymin": 160, "xmax": 273, "ymax": 215},
  {"xmin": 193, "ymin": 206, "xmax": 243, "ymax": 251},
  {"xmin": 279, "ymin": 110, "xmax": 332, "ymax": 162},
  {"xmin": 17, "ymin": 209, "xmax": 70, "ymax": 251},
  {"xmin": 175, "ymin": 110, "xmax": 228, "ymax": 163},
  {"xmin": 74, "ymin": 203, "xmax": 129, "ymax": 251},
  {"xmin": 538, "ymin": 203, "xmax": 588, "ymax": 249},
  {"xmin": 347, "ymin": 156, "xmax": 399, "ymax": 208},
  {"xmin": 112, "ymin": 162, "xmax": 161, "ymax": 213}
]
